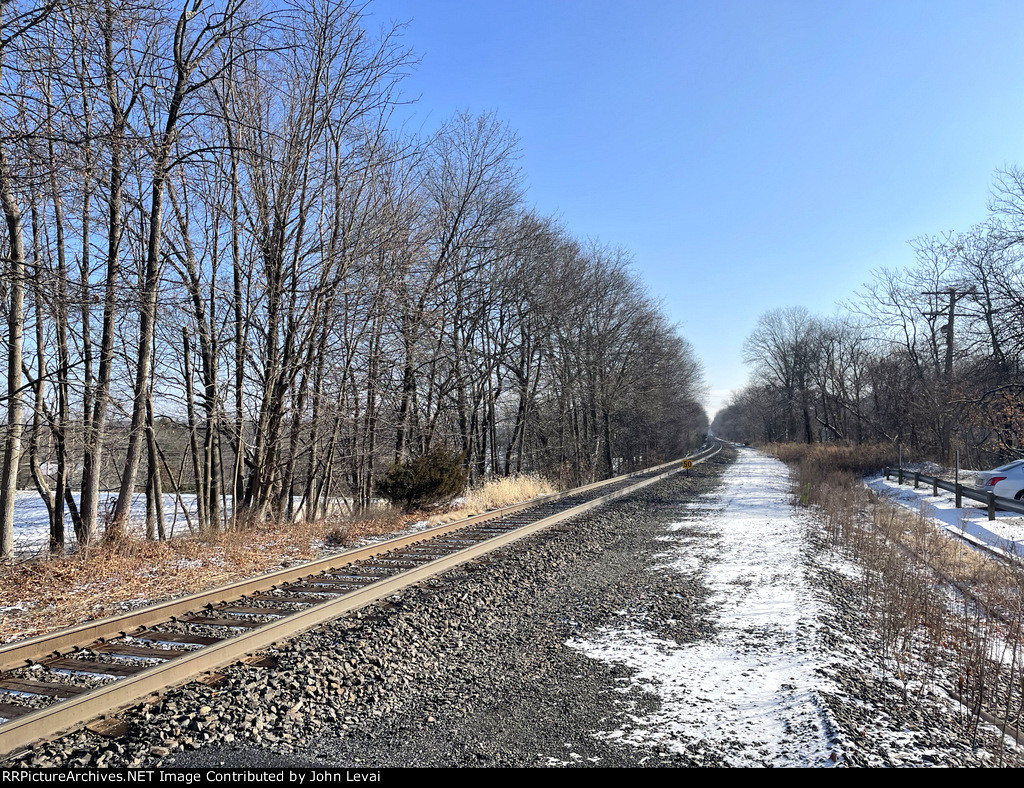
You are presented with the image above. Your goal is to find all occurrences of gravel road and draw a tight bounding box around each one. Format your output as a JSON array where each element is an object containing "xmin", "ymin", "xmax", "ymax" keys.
[{"xmin": 8, "ymin": 445, "xmax": 1024, "ymax": 768}]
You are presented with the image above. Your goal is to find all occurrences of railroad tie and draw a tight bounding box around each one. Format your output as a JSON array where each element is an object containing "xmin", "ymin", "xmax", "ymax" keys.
[
  {"xmin": 179, "ymin": 616, "xmax": 264, "ymax": 629},
  {"xmin": 92, "ymin": 644, "xmax": 189, "ymax": 660},
  {"xmin": 131, "ymin": 632, "xmax": 223, "ymax": 647},
  {"xmin": 0, "ymin": 678, "xmax": 88, "ymax": 698},
  {"xmin": 0, "ymin": 702, "xmax": 33, "ymax": 721},
  {"xmin": 218, "ymin": 605, "xmax": 293, "ymax": 617},
  {"xmin": 42, "ymin": 658, "xmax": 151, "ymax": 678}
]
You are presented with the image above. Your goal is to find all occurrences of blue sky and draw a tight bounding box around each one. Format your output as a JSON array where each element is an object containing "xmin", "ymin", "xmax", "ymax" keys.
[{"xmin": 366, "ymin": 0, "xmax": 1024, "ymax": 416}]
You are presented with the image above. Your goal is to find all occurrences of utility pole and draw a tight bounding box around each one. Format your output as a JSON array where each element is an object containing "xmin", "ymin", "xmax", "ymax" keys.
[
  {"xmin": 922, "ymin": 286, "xmax": 975, "ymax": 465},
  {"xmin": 922, "ymin": 287, "xmax": 974, "ymax": 375}
]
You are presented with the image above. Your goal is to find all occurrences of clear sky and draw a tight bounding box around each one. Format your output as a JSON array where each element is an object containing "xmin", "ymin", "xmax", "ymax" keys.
[{"xmin": 365, "ymin": 0, "xmax": 1024, "ymax": 417}]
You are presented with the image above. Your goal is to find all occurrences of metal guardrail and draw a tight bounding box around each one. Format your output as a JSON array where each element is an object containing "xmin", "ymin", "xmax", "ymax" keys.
[{"xmin": 885, "ymin": 466, "xmax": 1024, "ymax": 520}]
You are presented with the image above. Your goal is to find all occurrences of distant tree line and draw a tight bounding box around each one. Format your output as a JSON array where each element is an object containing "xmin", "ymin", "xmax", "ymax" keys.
[
  {"xmin": 715, "ymin": 167, "xmax": 1024, "ymax": 468},
  {"xmin": 0, "ymin": 0, "xmax": 708, "ymax": 557}
]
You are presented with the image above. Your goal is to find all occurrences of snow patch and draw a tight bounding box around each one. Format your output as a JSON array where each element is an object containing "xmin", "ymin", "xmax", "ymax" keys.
[{"xmin": 569, "ymin": 448, "xmax": 837, "ymax": 766}]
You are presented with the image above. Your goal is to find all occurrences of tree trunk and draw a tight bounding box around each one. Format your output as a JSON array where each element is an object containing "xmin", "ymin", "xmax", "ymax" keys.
[{"xmin": 0, "ymin": 148, "xmax": 27, "ymax": 560}]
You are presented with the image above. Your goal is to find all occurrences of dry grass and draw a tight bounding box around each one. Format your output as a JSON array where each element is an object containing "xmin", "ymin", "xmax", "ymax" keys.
[
  {"xmin": 0, "ymin": 511, "xmax": 410, "ymax": 645},
  {"xmin": 321, "ymin": 508, "xmax": 408, "ymax": 548},
  {"xmin": 766, "ymin": 442, "xmax": 903, "ymax": 479},
  {"xmin": 425, "ymin": 474, "xmax": 558, "ymax": 526},
  {"xmin": 766, "ymin": 442, "xmax": 1011, "ymax": 602}
]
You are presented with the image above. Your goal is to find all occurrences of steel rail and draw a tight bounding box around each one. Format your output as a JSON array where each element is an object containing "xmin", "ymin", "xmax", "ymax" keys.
[
  {"xmin": 0, "ymin": 442, "xmax": 722, "ymax": 759},
  {"xmin": 0, "ymin": 447, "xmax": 707, "ymax": 673}
]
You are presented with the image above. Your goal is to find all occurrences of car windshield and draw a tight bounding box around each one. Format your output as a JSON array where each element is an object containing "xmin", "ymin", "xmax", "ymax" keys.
[{"xmin": 992, "ymin": 460, "xmax": 1024, "ymax": 472}]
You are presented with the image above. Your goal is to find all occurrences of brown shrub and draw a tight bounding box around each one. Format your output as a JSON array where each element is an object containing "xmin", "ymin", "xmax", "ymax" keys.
[{"xmin": 320, "ymin": 508, "xmax": 408, "ymax": 548}]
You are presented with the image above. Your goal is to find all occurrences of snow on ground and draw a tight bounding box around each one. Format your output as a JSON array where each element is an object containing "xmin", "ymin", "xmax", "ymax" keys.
[
  {"xmin": 867, "ymin": 476, "xmax": 1024, "ymax": 560},
  {"xmin": 10, "ymin": 490, "xmax": 203, "ymax": 554},
  {"xmin": 569, "ymin": 448, "xmax": 837, "ymax": 767},
  {"xmin": 10, "ymin": 491, "xmax": 357, "ymax": 556}
]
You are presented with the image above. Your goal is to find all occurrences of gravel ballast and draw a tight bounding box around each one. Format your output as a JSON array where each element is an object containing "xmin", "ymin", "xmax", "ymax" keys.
[{"xmin": 5, "ymin": 445, "xmax": 1022, "ymax": 768}]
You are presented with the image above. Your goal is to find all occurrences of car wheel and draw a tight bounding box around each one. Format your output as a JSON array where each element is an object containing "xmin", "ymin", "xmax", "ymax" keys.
[{"xmin": 1015, "ymin": 490, "xmax": 1024, "ymax": 502}]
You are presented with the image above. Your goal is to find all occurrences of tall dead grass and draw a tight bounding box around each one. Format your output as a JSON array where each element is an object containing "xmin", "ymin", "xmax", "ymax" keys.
[
  {"xmin": 767, "ymin": 441, "xmax": 901, "ymax": 481},
  {"xmin": 426, "ymin": 474, "xmax": 558, "ymax": 526}
]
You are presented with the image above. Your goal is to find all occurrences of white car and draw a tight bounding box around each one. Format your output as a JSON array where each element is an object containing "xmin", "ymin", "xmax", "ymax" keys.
[{"xmin": 974, "ymin": 460, "xmax": 1024, "ymax": 500}]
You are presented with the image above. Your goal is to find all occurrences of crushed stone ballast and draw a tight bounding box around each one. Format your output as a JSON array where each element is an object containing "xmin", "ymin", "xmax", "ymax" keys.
[{"xmin": 0, "ymin": 441, "xmax": 721, "ymax": 759}]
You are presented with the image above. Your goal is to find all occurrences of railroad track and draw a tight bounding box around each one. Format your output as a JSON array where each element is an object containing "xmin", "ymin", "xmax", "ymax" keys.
[{"xmin": 0, "ymin": 441, "xmax": 722, "ymax": 760}]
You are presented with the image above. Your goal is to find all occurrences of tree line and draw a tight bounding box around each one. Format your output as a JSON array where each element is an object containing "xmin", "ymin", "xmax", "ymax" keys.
[
  {"xmin": 715, "ymin": 166, "xmax": 1024, "ymax": 467},
  {"xmin": 0, "ymin": 0, "xmax": 708, "ymax": 557}
]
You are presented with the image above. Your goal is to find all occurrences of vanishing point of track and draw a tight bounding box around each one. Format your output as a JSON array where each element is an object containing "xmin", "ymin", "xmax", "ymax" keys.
[{"xmin": 0, "ymin": 442, "xmax": 721, "ymax": 760}]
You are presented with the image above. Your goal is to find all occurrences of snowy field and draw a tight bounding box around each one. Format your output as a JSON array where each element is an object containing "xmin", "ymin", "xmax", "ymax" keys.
[
  {"xmin": 569, "ymin": 448, "xmax": 838, "ymax": 766},
  {"xmin": 867, "ymin": 475, "xmax": 1024, "ymax": 560},
  {"xmin": 11, "ymin": 490, "xmax": 205, "ymax": 554},
  {"xmin": 9, "ymin": 491, "xmax": 356, "ymax": 556}
]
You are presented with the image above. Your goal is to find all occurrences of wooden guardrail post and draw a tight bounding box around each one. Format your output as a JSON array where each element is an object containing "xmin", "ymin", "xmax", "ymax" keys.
[
  {"xmin": 932, "ymin": 477, "xmax": 938, "ymax": 496},
  {"xmin": 914, "ymin": 471, "xmax": 920, "ymax": 489},
  {"xmin": 988, "ymin": 491, "xmax": 996, "ymax": 521},
  {"xmin": 885, "ymin": 467, "xmax": 890, "ymax": 480},
  {"xmin": 956, "ymin": 483, "xmax": 962, "ymax": 508},
  {"xmin": 898, "ymin": 467, "xmax": 904, "ymax": 485}
]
